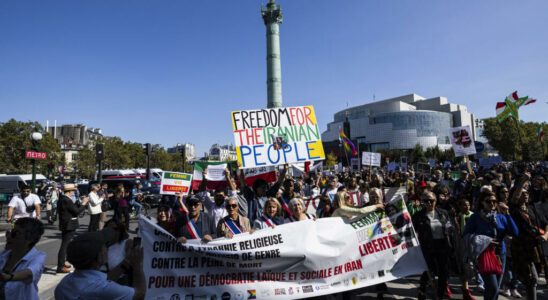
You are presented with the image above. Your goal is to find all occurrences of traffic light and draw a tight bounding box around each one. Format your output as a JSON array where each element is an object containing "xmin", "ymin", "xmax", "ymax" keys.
[
  {"xmin": 95, "ymin": 144, "xmax": 104, "ymax": 161},
  {"xmin": 144, "ymin": 143, "xmax": 152, "ymax": 156}
]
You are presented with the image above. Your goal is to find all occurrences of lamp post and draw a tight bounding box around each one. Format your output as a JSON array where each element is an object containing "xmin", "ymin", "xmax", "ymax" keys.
[{"xmin": 30, "ymin": 132, "xmax": 43, "ymax": 193}]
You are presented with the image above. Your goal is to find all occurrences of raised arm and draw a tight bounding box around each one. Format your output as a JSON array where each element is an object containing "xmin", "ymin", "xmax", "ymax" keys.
[
  {"xmin": 198, "ymin": 168, "xmax": 208, "ymax": 192},
  {"xmin": 225, "ymin": 168, "xmax": 236, "ymax": 192}
]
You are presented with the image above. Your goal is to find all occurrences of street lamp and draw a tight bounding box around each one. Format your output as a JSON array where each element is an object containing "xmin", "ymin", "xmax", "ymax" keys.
[{"xmin": 30, "ymin": 132, "xmax": 43, "ymax": 193}]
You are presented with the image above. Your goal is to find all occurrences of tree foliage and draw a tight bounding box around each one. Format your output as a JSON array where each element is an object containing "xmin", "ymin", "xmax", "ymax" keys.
[
  {"xmin": 482, "ymin": 118, "xmax": 546, "ymax": 161},
  {"xmin": 0, "ymin": 119, "xmax": 63, "ymax": 175}
]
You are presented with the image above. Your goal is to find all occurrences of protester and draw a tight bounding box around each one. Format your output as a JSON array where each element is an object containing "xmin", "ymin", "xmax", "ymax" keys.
[
  {"xmin": 278, "ymin": 178, "xmax": 302, "ymax": 217},
  {"xmin": 6, "ymin": 185, "xmax": 41, "ymax": 223},
  {"xmin": 331, "ymin": 191, "xmax": 383, "ymax": 218},
  {"xmin": 57, "ymin": 183, "xmax": 88, "ymax": 274},
  {"xmin": 101, "ymin": 218, "xmax": 134, "ymax": 285},
  {"xmin": 45, "ymin": 182, "xmax": 60, "ymax": 224},
  {"xmin": 114, "ymin": 185, "xmax": 130, "ymax": 230},
  {"xmin": 284, "ymin": 198, "xmax": 316, "ymax": 223},
  {"xmin": 412, "ymin": 190, "xmax": 454, "ymax": 300},
  {"xmin": 217, "ymin": 197, "xmax": 252, "ymax": 237},
  {"xmin": 88, "ymin": 183, "xmax": 104, "ymax": 232},
  {"xmin": 97, "ymin": 182, "xmax": 112, "ymax": 230},
  {"xmin": 199, "ymin": 168, "xmax": 238, "ymax": 225},
  {"xmin": 238, "ymin": 165, "xmax": 286, "ymax": 223},
  {"xmin": 54, "ymin": 228, "xmax": 146, "ymax": 300},
  {"xmin": 252, "ymin": 198, "xmax": 284, "ymax": 230},
  {"xmin": 174, "ymin": 195, "xmax": 216, "ymax": 243},
  {"xmin": 130, "ymin": 182, "xmax": 143, "ymax": 218},
  {"xmin": 157, "ymin": 205, "xmax": 176, "ymax": 234},
  {"xmin": 463, "ymin": 189, "xmax": 518, "ymax": 300},
  {"xmin": 0, "ymin": 218, "xmax": 45, "ymax": 300},
  {"xmin": 37, "ymin": 181, "xmax": 48, "ymax": 203},
  {"xmin": 510, "ymin": 173, "xmax": 548, "ymax": 300}
]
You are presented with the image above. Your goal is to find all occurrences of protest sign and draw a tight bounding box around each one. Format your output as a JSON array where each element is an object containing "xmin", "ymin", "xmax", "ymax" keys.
[
  {"xmin": 449, "ymin": 125, "xmax": 477, "ymax": 157},
  {"xmin": 139, "ymin": 187, "xmax": 427, "ymax": 299},
  {"xmin": 350, "ymin": 158, "xmax": 360, "ymax": 171},
  {"xmin": 428, "ymin": 158, "xmax": 435, "ymax": 167},
  {"xmin": 232, "ymin": 106, "xmax": 325, "ymax": 169},
  {"xmin": 241, "ymin": 166, "xmax": 277, "ymax": 186},
  {"xmin": 400, "ymin": 156, "xmax": 408, "ymax": 172},
  {"xmin": 193, "ymin": 161, "xmax": 234, "ymax": 190},
  {"xmin": 479, "ymin": 156, "xmax": 503, "ymax": 169},
  {"xmin": 160, "ymin": 171, "xmax": 193, "ymax": 196},
  {"xmin": 362, "ymin": 152, "xmax": 381, "ymax": 167},
  {"xmin": 387, "ymin": 162, "xmax": 399, "ymax": 172},
  {"xmin": 444, "ymin": 161, "xmax": 451, "ymax": 168}
]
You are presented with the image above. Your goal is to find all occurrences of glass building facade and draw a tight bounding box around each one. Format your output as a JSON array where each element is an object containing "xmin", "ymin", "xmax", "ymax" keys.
[{"xmin": 373, "ymin": 111, "xmax": 453, "ymax": 145}]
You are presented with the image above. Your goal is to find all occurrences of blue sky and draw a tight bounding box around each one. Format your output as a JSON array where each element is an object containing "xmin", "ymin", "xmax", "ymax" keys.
[{"xmin": 1, "ymin": 0, "xmax": 547, "ymax": 155}]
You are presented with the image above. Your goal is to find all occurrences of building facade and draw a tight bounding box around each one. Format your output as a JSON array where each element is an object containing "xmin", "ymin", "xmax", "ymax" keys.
[
  {"xmin": 208, "ymin": 144, "xmax": 236, "ymax": 161},
  {"xmin": 167, "ymin": 143, "xmax": 196, "ymax": 161},
  {"xmin": 45, "ymin": 122, "xmax": 103, "ymax": 172},
  {"xmin": 321, "ymin": 94, "xmax": 477, "ymax": 152}
]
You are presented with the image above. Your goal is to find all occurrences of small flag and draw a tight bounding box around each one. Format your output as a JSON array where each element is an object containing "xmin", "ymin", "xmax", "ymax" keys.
[
  {"xmin": 496, "ymin": 91, "xmax": 536, "ymax": 123},
  {"xmin": 538, "ymin": 124, "xmax": 545, "ymax": 142},
  {"xmin": 339, "ymin": 128, "xmax": 357, "ymax": 157}
]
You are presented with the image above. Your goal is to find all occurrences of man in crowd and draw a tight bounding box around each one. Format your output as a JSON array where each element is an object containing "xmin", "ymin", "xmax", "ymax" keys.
[
  {"xmin": 198, "ymin": 168, "xmax": 238, "ymax": 225},
  {"xmin": 54, "ymin": 228, "xmax": 145, "ymax": 300},
  {"xmin": 46, "ymin": 182, "xmax": 60, "ymax": 224},
  {"xmin": 173, "ymin": 195, "xmax": 216, "ymax": 244},
  {"xmin": 6, "ymin": 185, "xmax": 41, "ymax": 222},
  {"xmin": 56, "ymin": 183, "xmax": 88, "ymax": 274},
  {"xmin": 238, "ymin": 164, "xmax": 287, "ymax": 223},
  {"xmin": 97, "ymin": 182, "xmax": 112, "ymax": 230},
  {"xmin": 130, "ymin": 182, "xmax": 143, "ymax": 218},
  {"xmin": 87, "ymin": 183, "xmax": 104, "ymax": 232}
]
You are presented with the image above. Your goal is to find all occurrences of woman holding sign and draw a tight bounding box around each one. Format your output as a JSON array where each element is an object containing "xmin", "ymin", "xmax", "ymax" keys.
[
  {"xmin": 253, "ymin": 198, "xmax": 284, "ymax": 230},
  {"xmin": 217, "ymin": 197, "xmax": 252, "ymax": 238}
]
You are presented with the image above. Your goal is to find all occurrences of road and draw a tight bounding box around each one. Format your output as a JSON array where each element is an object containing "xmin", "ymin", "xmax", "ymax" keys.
[{"xmin": 0, "ymin": 210, "xmax": 545, "ymax": 300}]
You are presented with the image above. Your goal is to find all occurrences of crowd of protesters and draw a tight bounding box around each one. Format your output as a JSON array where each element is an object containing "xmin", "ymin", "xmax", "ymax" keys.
[{"xmin": 2, "ymin": 160, "xmax": 547, "ymax": 299}]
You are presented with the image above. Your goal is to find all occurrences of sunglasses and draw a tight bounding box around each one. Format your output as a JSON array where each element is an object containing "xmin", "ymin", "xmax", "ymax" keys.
[{"xmin": 227, "ymin": 204, "xmax": 238, "ymax": 209}]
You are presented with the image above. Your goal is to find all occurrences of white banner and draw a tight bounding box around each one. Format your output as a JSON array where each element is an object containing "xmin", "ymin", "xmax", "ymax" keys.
[
  {"xmin": 139, "ymin": 189, "xmax": 427, "ymax": 299},
  {"xmin": 362, "ymin": 152, "xmax": 381, "ymax": 167},
  {"xmin": 205, "ymin": 163, "xmax": 227, "ymax": 181},
  {"xmin": 450, "ymin": 125, "xmax": 476, "ymax": 157}
]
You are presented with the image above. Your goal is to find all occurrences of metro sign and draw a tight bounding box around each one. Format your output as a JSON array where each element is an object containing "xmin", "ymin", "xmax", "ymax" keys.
[{"xmin": 25, "ymin": 150, "xmax": 47, "ymax": 160}]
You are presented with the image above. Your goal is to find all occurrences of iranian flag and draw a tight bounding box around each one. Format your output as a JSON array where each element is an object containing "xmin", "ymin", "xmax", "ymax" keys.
[
  {"xmin": 240, "ymin": 166, "xmax": 278, "ymax": 187},
  {"xmin": 192, "ymin": 161, "xmax": 231, "ymax": 190},
  {"xmin": 538, "ymin": 124, "xmax": 545, "ymax": 142},
  {"xmin": 495, "ymin": 102, "xmax": 507, "ymax": 117}
]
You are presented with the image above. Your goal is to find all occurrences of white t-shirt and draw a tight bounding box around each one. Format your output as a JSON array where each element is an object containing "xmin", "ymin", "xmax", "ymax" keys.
[{"xmin": 8, "ymin": 194, "xmax": 41, "ymax": 219}]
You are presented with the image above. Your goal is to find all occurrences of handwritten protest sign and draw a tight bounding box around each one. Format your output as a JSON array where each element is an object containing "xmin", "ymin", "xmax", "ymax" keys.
[
  {"xmin": 450, "ymin": 125, "xmax": 477, "ymax": 157},
  {"xmin": 362, "ymin": 152, "xmax": 381, "ymax": 167},
  {"xmin": 139, "ymin": 187, "xmax": 426, "ymax": 299},
  {"xmin": 232, "ymin": 106, "xmax": 325, "ymax": 169},
  {"xmin": 160, "ymin": 171, "xmax": 193, "ymax": 196}
]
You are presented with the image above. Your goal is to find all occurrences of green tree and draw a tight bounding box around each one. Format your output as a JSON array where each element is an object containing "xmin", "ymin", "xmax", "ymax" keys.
[
  {"xmin": 0, "ymin": 119, "xmax": 62, "ymax": 175},
  {"xmin": 408, "ymin": 144, "xmax": 426, "ymax": 164},
  {"xmin": 482, "ymin": 118, "xmax": 546, "ymax": 161}
]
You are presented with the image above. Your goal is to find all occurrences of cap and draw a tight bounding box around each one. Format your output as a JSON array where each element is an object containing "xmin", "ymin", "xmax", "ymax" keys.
[
  {"xmin": 67, "ymin": 228, "xmax": 115, "ymax": 268},
  {"xmin": 186, "ymin": 195, "xmax": 202, "ymax": 205}
]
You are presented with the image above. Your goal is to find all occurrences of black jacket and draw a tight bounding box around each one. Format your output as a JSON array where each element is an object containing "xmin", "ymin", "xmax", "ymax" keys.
[
  {"xmin": 58, "ymin": 194, "xmax": 86, "ymax": 231},
  {"xmin": 173, "ymin": 212, "xmax": 217, "ymax": 240},
  {"xmin": 412, "ymin": 207, "xmax": 456, "ymax": 251}
]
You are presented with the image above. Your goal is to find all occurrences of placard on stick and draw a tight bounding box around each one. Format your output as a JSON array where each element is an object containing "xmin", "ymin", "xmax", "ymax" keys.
[{"xmin": 232, "ymin": 106, "xmax": 325, "ymax": 169}]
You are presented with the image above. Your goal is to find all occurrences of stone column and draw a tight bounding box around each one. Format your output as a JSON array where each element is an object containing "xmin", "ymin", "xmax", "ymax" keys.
[{"xmin": 262, "ymin": 0, "xmax": 283, "ymax": 108}]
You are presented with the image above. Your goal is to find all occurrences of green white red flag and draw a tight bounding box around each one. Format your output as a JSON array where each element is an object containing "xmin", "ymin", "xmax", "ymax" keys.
[{"xmin": 496, "ymin": 91, "xmax": 536, "ymax": 123}]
